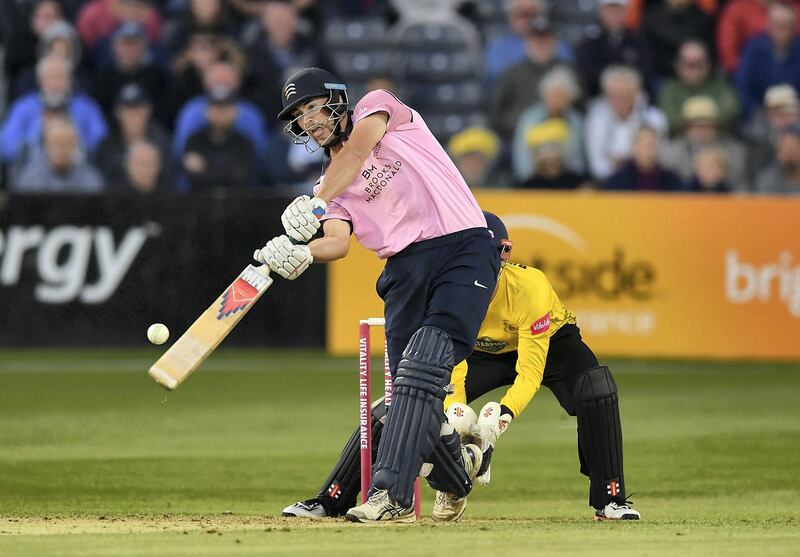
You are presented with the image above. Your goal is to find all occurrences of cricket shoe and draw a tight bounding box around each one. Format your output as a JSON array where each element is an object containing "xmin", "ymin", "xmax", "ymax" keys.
[
  {"xmin": 282, "ymin": 498, "xmax": 329, "ymax": 518},
  {"xmin": 345, "ymin": 489, "xmax": 416, "ymax": 524},
  {"xmin": 431, "ymin": 443, "xmax": 483, "ymax": 522},
  {"xmin": 594, "ymin": 501, "xmax": 641, "ymax": 521}
]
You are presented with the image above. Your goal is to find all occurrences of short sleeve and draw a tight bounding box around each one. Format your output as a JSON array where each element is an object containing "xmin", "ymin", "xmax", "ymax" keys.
[
  {"xmin": 352, "ymin": 89, "xmax": 413, "ymax": 133},
  {"xmin": 313, "ymin": 179, "xmax": 351, "ymax": 222}
]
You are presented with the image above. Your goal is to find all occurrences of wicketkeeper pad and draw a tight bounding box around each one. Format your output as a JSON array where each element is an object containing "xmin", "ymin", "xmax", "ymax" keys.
[{"xmin": 574, "ymin": 366, "xmax": 626, "ymax": 508}]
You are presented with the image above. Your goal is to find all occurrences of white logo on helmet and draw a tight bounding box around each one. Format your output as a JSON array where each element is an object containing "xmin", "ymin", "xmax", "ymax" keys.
[{"xmin": 284, "ymin": 83, "xmax": 297, "ymax": 99}]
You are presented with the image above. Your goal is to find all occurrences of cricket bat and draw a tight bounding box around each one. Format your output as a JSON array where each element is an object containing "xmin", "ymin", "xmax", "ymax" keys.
[{"xmin": 148, "ymin": 264, "xmax": 273, "ymax": 390}]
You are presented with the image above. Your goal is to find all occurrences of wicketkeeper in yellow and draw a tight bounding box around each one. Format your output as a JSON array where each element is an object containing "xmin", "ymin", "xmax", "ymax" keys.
[{"xmin": 282, "ymin": 212, "xmax": 640, "ymax": 522}]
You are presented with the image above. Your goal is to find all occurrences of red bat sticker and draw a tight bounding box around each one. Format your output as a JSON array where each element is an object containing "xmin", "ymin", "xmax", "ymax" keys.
[{"xmin": 217, "ymin": 278, "xmax": 258, "ymax": 320}]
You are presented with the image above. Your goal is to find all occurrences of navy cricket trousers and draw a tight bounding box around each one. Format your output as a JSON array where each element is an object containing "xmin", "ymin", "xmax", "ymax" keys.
[{"xmin": 376, "ymin": 227, "xmax": 500, "ymax": 376}]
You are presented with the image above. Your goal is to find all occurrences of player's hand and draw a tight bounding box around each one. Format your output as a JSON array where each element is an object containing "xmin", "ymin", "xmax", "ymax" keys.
[
  {"xmin": 254, "ymin": 235, "xmax": 313, "ymax": 280},
  {"xmin": 469, "ymin": 401, "xmax": 512, "ymax": 452},
  {"xmin": 281, "ymin": 195, "xmax": 327, "ymax": 242}
]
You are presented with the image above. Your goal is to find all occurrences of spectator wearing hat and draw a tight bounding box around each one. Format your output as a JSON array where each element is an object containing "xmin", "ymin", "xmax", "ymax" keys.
[
  {"xmin": 600, "ymin": 126, "xmax": 685, "ymax": 190},
  {"xmin": 172, "ymin": 60, "xmax": 268, "ymax": 187},
  {"xmin": 658, "ymin": 40, "xmax": 740, "ymax": 135},
  {"xmin": 447, "ymin": 127, "xmax": 508, "ymax": 189},
  {"xmin": 483, "ymin": 0, "xmax": 574, "ymax": 90},
  {"xmin": 584, "ymin": 65, "xmax": 667, "ymax": 180},
  {"xmin": 12, "ymin": 117, "xmax": 104, "ymax": 193},
  {"xmin": 123, "ymin": 140, "xmax": 168, "ymax": 192},
  {"xmin": 91, "ymin": 22, "xmax": 167, "ymax": 120},
  {"xmin": 662, "ymin": 96, "xmax": 748, "ymax": 190},
  {"xmin": 519, "ymin": 119, "xmax": 591, "ymax": 189},
  {"xmin": 687, "ymin": 147, "xmax": 732, "ymax": 193},
  {"xmin": 641, "ymin": 0, "xmax": 716, "ymax": 80},
  {"xmin": 576, "ymin": 0, "xmax": 655, "ymax": 99},
  {"xmin": 744, "ymin": 84, "xmax": 800, "ymax": 173},
  {"xmin": 96, "ymin": 83, "xmax": 170, "ymax": 189},
  {"xmin": 489, "ymin": 14, "xmax": 574, "ymax": 140},
  {"xmin": 512, "ymin": 66, "xmax": 584, "ymax": 183},
  {"xmin": 180, "ymin": 84, "xmax": 257, "ymax": 192},
  {"xmin": 756, "ymin": 123, "xmax": 800, "ymax": 194},
  {"xmin": 736, "ymin": 2, "xmax": 800, "ymax": 119},
  {"xmin": 1, "ymin": 54, "xmax": 107, "ymax": 165},
  {"xmin": 77, "ymin": 0, "xmax": 162, "ymax": 49}
]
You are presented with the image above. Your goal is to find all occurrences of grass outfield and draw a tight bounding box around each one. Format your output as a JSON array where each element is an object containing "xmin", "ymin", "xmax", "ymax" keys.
[{"xmin": 0, "ymin": 349, "xmax": 798, "ymax": 556}]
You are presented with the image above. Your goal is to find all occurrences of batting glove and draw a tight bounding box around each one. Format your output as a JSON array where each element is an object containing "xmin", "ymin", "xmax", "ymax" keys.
[
  {"xmin": 281, "ymin": 195, "xmax": 327, "ymax": 243},
  {"xmin": 254, "ymin": 235, "xmax": 313, "ymax": 280}
]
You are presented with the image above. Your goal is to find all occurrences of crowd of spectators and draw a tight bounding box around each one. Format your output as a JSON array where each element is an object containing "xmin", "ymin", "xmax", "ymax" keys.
[{"xmin": 1, "ymin": 0, "xmax": 799, "ymax": 195}]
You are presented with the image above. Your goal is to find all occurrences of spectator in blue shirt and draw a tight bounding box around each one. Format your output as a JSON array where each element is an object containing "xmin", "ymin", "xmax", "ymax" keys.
[
  {"xmin": 172, "ymin": 60, "xmax": 268, "ymax": 189},
  {"xmin": 1, "ymin": 54, "xmax": 107, "ymax": 164},
  {"xmin": 736, "ymin": 2, "xmax": 800, "ymax": 119}
]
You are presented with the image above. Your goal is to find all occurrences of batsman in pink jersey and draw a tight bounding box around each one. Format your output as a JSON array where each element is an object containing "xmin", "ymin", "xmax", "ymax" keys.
[{"xmin": 254, "ymin": 68, "xmax": 499, "ymax": 523}]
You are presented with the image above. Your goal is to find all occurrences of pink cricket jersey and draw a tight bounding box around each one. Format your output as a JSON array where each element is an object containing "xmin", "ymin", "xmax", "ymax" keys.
[{"xmin": 313, "ymin": 89, "xmax": 486, "ymax": 259}]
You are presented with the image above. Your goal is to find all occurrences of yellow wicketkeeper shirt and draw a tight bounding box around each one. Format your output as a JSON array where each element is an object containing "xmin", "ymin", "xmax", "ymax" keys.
[{"xmin": 446, "ymin": 263, "xmax": 576, "ymax": 417}]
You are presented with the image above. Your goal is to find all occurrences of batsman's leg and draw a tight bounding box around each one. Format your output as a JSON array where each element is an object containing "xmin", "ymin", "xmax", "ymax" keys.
[
  {"xmin": 347, "ymin": 326, "xmax": 454, "ymax": 523},
  {"xmin": 346, "ymin": 232, "xmax": 498, "ymax": 523}
]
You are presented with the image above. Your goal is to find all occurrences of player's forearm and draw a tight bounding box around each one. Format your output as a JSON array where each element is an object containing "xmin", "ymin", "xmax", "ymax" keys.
[
  {"xmin": 500, "ymin": 378, "xmax": 542, "ymax": 418},
  {"xmin": 315, "ymin": 148, "xmax": 367, "ymax": 204},
  {"xmin": 309, "ymin": 235, "xmax": 349, "ymax": 262},
  {"xmin": 501, "ymin": 344, "xmax": 547, "ymax": 416}
]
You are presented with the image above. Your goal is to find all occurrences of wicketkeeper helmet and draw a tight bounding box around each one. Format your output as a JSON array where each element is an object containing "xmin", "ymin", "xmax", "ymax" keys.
[{"xmin": 483, "ymin": 211, "xmax": 512, "ymax": 264}]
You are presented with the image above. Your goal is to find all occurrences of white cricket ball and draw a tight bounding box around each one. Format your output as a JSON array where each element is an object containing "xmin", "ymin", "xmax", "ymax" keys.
[{"xmin": 147, "ymin": 323, "xmax": 170, "ymax": 345}]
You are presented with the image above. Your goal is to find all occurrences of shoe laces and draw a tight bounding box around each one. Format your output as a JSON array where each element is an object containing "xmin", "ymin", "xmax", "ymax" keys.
[
  {"xmin": 367, "ymin": 489, "xmax": 391, "ymax": 505},
  {"xmin": 620, "ymin": 490, "xmax": 637, "ymax": 508}
]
